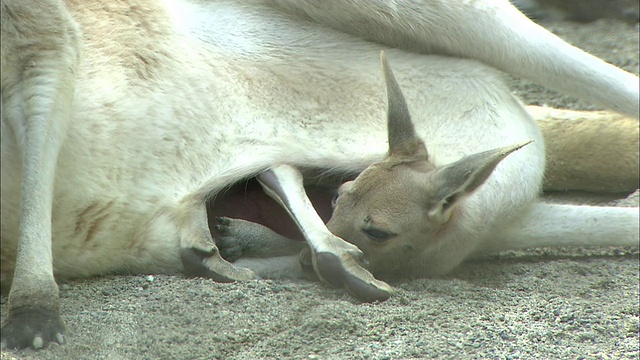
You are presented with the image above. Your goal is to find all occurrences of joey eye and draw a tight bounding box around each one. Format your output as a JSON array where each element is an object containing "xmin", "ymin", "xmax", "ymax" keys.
[
  {"xmin": 362, "ymin": 227, "xmax": 393, "ymax": 242},
  {"xmin": 331, "ymin": 192, "xmax": 339, "ymax": 208}
]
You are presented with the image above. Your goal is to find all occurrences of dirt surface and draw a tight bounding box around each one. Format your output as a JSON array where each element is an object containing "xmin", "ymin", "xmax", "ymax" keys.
[{"xmin": 2, "ymin": 18, "xmax": 639, "ymax": 360}]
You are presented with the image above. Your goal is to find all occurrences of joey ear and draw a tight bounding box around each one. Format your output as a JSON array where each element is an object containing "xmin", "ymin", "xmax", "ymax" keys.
[
  {"xmin": 380, "ymin": 51, "xmax": 428, "ymax": 160},
  {"xmin": 427, "ymin": 141, "xmax": 533, "ymax": 223}
]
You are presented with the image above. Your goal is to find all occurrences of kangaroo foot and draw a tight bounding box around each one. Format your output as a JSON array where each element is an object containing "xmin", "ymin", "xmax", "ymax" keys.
[
  {"xmin": 307, "ymin": 234, "xmax": 394, "ymax": 303},
  {"xmin": 1, "ymin": 282, "xmax": 64, "ymax": 350},
  {"xmin": 214, "ymin": 217, "xmax": 306, "ymax": 262},
  {"xmin": 257, "ymin": 164, "xmax": 394, "ymax": 302},
  {"xmin": 178, "ymin": 204, "xmax": 256, "ymax": 282},
  {"xmin": 1, "ymin": 305, "xmax": 65, "ymax": 350}
]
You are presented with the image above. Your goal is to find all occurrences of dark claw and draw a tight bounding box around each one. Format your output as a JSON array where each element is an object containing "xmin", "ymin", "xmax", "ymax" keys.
[
  {"xmin": 213, "ymin": 224, "xmax": 226, "ymax": 235},
  {"xmin": 215, "ymin": 217, "xmax": 230, "ymax": 225},
  {"xmin": 213, "ymin": 225, "xmax": 241, "ymax": 262}
]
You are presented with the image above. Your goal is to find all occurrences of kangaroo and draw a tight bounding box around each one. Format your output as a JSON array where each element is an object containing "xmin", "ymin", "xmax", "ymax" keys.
[
  {"xmin": 214, "ymin": 54, "xmax": 638, "ymax": 287},
  {"xmin": 1, "ymin": 0, "xmax": 638, "ymax": 350}
]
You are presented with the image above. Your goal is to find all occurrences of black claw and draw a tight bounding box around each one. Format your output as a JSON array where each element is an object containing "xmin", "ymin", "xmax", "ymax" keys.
[
  {"xmin": 215, "ymin": 217, "xmax": 230, "ymax": 225},
  {"xmin": 213, "ymin": 224, "xmax": 228, "ymax": 235}
]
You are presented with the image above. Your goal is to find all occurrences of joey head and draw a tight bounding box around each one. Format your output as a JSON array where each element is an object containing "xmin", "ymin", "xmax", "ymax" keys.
[{"xmin": 326, "ymin": 52, "xmax": 531, "ymax": 275}]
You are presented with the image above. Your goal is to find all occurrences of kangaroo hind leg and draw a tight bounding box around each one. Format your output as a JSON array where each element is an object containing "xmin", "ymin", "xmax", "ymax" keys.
[
  {"xmin": 483, "ymin": 202, "xmax": 640, "ymax": 255},
  {"xmin": 268, "ymin": 0, "xmax": 639, "ymax": 116}
]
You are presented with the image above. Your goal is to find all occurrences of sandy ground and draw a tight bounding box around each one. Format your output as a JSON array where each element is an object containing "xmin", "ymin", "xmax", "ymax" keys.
[{"xmin": 2, "ymin": 17, "xmax": 639, "ymax": 360}]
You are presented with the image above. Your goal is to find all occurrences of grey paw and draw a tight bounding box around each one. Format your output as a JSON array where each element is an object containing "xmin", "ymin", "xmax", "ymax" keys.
[
  {"xmin": 213, "ymin": 217, "xmax": 245, "ymax": 262},
  {"xmin": 0, "ymin": 306, "xmax": 65, "ymax": 349}
]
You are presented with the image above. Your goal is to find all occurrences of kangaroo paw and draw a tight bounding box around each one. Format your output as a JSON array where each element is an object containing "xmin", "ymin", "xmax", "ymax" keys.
[
  {"xmin": 1, "ymin": 305, "xmax": 65, "ymax": 350},
  {"xmin": 213, "ymin": 217, "xmax": 255, "ymax": 262}
]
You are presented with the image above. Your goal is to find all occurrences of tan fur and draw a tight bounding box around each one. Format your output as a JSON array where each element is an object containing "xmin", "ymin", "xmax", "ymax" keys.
[{"xmin": 529, "ymin": 106, "xmax": 639, "ymax": 192}]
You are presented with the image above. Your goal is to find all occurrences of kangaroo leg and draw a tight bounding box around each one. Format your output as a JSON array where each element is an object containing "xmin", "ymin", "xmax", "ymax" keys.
[
  {"xmin": 528, "ymin": 106, "xmax": 639, "ymax": 193},
  {"xmin": 269, "ymin": 0, "xmax": 639, "ymax": 116},
  {"xmin": 213, "ymin": 217, "xmax": 305, "ymax": 262},
  {"xmin": 213, "ymin": 217, "xmax": 312, "ymax": 280},
  {"xmin": 483, "ymin": 202, "xmax": 640, "ymax": 255},
  {"xmin": 175, "ymin": 202, "xmax": 256, "ymax": 282},
  {"xmin": 0, "ymin": 0, "xmax": 79, "ymax": 349},
  {"xmin": 257, "ymin": 164, "xmax": 393, "ymax": 302}
]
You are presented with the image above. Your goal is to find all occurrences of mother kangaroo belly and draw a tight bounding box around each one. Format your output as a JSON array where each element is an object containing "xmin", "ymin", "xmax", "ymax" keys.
[
  {"xmin": 3, "ymin": 177, "xmax": 336, "ymax": 282},
  {"xmin": 48, "ymin": 196, "xmax": 183, "ymax": 279}
]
